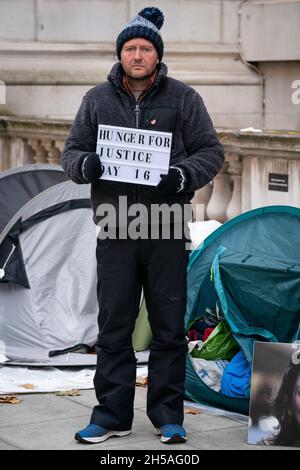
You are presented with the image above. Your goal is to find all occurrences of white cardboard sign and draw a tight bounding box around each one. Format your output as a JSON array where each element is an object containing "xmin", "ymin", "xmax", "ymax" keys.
[{"xmin": 96, "ymin": 124, "xmax": 172, "ymax": 186}]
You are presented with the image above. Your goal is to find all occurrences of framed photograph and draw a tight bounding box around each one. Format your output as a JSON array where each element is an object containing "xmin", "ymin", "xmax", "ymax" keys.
[{"xmin": 248, "ymin": 342, "xmax": 300, "ymax": 447}]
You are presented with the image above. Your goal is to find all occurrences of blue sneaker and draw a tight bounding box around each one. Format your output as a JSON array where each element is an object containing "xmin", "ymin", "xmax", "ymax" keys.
[
  {"xmin": 75, "ymin": 423, "xmax": 131, "ymax": 444},
  {"xmin": 155, "ymin": 424, "xmax": 187, "ymax": 444}
]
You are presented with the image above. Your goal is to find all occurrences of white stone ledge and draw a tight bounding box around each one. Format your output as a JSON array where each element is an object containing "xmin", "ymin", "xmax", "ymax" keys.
[
  {"xmin": 0, "ymin": 41, "xmax": 115, "ymax": 55},
  {"xmin": 0, "ymin": 45, "xmax": 260, "ymax": 86},
  {"xmin": 0, "ymin": 71, "xmax": 260, "ymax": 86},
  {"xmin": 219, "ymin": 128, "xmax": 300, "ymax": 160},
  {"xmin": 0, "ymin": 41, "xmax": 240, "ymax": 55}
]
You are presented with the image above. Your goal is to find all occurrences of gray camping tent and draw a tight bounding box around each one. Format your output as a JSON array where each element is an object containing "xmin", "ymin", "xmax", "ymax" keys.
[
  {"xmin": 0, "ymin": 180, "xmax": 151, "ymax": 365},
  {"xmin": 0, "ymin": 164, "xmax": 66, "ymax": 235},
  {"xmin": 0, "ymin": 181, "xmax": 97, "ymax": 364}
]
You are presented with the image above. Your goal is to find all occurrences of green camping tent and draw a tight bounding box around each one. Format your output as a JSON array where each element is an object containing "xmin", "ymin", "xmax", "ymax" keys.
[{"xmin": 185, "ymin": 206, "xmax": 300, "ymax": 414}]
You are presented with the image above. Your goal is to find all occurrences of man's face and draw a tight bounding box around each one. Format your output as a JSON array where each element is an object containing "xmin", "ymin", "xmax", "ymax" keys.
[{"xmin": 120, "ymin": 38, "xmax": 159, "ymax": 80}]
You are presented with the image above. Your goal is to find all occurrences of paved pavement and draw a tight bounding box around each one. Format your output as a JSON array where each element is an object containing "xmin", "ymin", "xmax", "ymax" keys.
[{"xmin": 0, "ymin": 386, "xmax": 292, "ymax": 451}]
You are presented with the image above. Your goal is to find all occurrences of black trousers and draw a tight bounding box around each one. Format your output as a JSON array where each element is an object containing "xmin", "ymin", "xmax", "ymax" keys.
[{"xmin": 90, "ymin": 235, "xmax": 189, "ymax": 430}]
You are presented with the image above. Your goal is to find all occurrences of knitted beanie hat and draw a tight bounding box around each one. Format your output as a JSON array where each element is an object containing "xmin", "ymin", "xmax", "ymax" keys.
[{"xmin": 116, "ymin": 7, "xmax": 164, "ymax": 61}]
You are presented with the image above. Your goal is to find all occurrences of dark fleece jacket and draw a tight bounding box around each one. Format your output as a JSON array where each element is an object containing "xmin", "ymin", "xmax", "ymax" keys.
[{"xmin": 61, "ymin": 62, "xmax": 224, "ymax": 225}]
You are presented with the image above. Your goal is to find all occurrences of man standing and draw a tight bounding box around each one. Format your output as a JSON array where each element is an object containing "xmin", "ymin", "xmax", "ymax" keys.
[{"xmin": 61, "ymin": 6, "xmax": 224, "ymax": 444}]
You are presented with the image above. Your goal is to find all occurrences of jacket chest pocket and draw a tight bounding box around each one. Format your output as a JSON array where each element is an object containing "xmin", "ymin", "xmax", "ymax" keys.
[{"xmin": 142, "ymin": 107, "xmax": 178, "ymax": 134}]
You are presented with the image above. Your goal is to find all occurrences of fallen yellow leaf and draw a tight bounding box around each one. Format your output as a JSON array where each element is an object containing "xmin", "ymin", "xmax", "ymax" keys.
[
  {"xmin": 0, "ymin": 395, "xmax": 21, "ymax": 404},
  {"xmin": 56, "ymin": 389, "xmax": 81, "ymax": 397},
  {"xmin": 19, "ymin": 383, "xmax": 35, "ymax": 390},
  {"xmin": 184, "ymin": 407, "xmax": 202, "ymax": 415},
  {"xmin": 136, "ymin": 376, "xmax": 148, "ymax": 387}
]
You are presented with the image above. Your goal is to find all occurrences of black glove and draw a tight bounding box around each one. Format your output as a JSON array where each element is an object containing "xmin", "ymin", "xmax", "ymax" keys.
[
  {"xmin": 156, "ymin": 166, "xmax": 186, "ymax": 196},
  {"xmin": 81, "ymin": 153, "xmax": 104, "ymax": 184}
]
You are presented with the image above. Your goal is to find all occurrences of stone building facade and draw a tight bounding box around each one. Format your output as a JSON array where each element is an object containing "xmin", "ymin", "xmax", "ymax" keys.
[{"xmin": 0, "ymin": 0, "xmax": 299, "ymax": 220}]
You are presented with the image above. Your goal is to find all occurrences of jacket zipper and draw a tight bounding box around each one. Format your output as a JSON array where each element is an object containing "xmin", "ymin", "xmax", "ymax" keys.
[{"xmin": 134, "ymin": 102, "xmax": 140, "ymax": 128}]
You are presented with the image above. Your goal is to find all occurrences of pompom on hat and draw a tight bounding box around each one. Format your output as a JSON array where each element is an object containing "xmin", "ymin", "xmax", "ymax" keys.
[{"xmin": 116, "ymin": 7, "xmax": 164, "ymax": 61}]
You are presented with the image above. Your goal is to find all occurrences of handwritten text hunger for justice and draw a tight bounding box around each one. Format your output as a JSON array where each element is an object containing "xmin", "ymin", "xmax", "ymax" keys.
[{"xmin": 96, "ymin": 125, "xmax": 172, "ymax": 186}]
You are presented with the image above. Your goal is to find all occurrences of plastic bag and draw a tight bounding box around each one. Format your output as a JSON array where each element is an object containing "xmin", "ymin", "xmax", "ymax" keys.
[
  {"xmin": 190, "ymin": 356, "xmax": 229, "ymax": 392},
  {"xmin": 191, "ymin": 320, "xmax": 239, "ymax": 361}
]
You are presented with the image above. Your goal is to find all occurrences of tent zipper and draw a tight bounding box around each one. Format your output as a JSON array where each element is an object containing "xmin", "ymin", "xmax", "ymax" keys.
[{"xmin": 0, "ymin": 243, "xmax": 16, "ymax": 279}]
